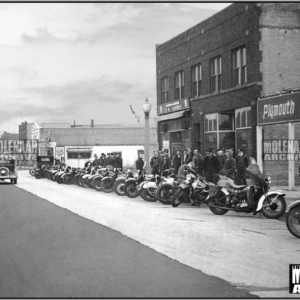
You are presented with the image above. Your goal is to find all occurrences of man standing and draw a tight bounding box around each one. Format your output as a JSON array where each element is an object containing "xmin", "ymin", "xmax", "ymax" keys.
[
  {"xmin": 172, "ymin": 149, "xmax": 182, "ymax": 175},
  {"xmin": 150, "ymin": 150, "xmax": 161, "ymax": 175},
  {"xmin": 192, "ymin": 149, "xmax": 204, "ymax": 176},
  {"xmin": 220, "ymin": 149, "xmax": 236, "ymax": 181},
  {"xmin": 235, "ymin": 149, "xmax": 249, "ymax": 185},
  {"xmin": 93, "ymin": 154, "xmax": 100, "ymax": 167},
  {"xmin": 135, "ymin": 153, "xmax": 146, "ymax": 172},
  {"xmin": 113, "ymin": 153, "xmax": 123, "ymax": 171},
  {"xmin": 216, "ymin": 149, "xmax": 225, "ymax": 170},
  {"xmin": 203, "ymin": 148, "xmax": 220, "ymax": 184},
  {"xmin": 106, "ymin": 153, "xmax": 113, "ymax": 167}
]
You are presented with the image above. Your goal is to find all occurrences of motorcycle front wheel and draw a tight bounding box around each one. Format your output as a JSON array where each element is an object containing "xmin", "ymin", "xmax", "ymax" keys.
[
  {"xmin": 93, "ymin": 177, "xmax": 103, "ymax": 191},
  {"xmin": 57, "ymin": 175, "xmax": 64, "ymax": 184},
  {"xmin": 63, "ymin": 175, "xmax": 74, "ymax": 185},
  {"xmin": 35, "ymin": 171, "xmax": 42, "ymax": 179},
  {"xmin": 208, "ymin": 191, "xmax": 229, "ymax": 215},
  {"xmin": 171, "ymin": 189, "xmax": 186, "ymax": 207},
  {"xmin": 261, "ymin": 195, "xmax": 286, "ymax": 219},
  {"xmin": 157, "ymin": 184, "xmax": 176, "ymax": 205},
  {"xmin": 101, "ymin": 178, "xmax": 114, "ymax": 193},
  {"xmin": 140, "ymin": 187, "xmax": 157, "ymax": 202},
  {"xmin": 124, "ymin": 182, "xmax": 139, "ymax": 198},
  {"xmin": 286, "ymin": 205, "xmax": 300, "ymax": 238},
  {"xmin": 113, "ymin": 180, "xmax": 125, "ymax": 196},
  {"xmin": 82, "ymin": 178, "xmax": 90, "ymax": 188}
]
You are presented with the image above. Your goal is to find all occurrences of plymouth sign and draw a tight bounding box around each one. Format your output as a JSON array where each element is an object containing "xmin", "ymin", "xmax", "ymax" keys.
[
  {"xmin": 263, "ymin": 139, "xmax": 300, "ymax": 161},
  {"xmin": 158, "ymin": 98, "xmax": 190, "ymax": 115},
  {"xmin": 257, "ymin": 92, "xmax": 300, "ymax": 125}
]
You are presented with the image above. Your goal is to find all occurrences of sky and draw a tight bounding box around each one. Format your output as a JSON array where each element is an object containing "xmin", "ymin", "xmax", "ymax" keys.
[{"xmin": 0, "ymin": 2, "xmax": 231, "ymax": 134}]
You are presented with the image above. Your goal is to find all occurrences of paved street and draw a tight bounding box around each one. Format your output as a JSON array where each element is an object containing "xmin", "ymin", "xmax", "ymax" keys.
[{"xmin": 1, "ymin": 171, "xmax": 300, "ymax": 298}]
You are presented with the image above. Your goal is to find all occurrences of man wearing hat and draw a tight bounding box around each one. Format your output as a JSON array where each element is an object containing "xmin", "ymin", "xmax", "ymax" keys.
[
  {"xmin": 113, "ymin": 152, "xmax": 123, "ymax": 170},
  {"xmin": 203, "ymin": 148, "xmax": 220, "ymax": 184},
  {"xmin": 219, "ymin": 149, "xmax": 236, "ymax": 181},
  {"xmin": 93, "ymin": 154, "xmax": 100, "ymax": 167},
  {"xmin": 99, "ymin": 153, "xmax": 107, "ymax": 167},
  {"xmin": 235, "ymin": 148, "xmax": 249, "ymax": 185},
  {"xmin": 106, "ymin": 153, "xmax": 113, "ymax": 167},
  {"xmin": 159, "ymin": 149, "xmax": 171, "ymax": 174}
]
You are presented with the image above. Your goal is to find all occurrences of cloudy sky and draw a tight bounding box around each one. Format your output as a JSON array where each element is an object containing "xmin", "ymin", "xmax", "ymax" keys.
[{"xmin": 0, "ymin": 2, "xmax": 230, "ymax": 134}]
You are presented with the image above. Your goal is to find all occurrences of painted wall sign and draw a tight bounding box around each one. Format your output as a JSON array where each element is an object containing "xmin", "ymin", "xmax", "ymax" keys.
[
  {"xmin": 158, "ymin": 98, "xmax": 190, "ymax": 115},
  {"xmin": 257, "ymin": 92, "xmax": 300, "ymax": 125},
  {"xmin": 263, "ymin": 139, "xmax": 300, "ymax": 160}
]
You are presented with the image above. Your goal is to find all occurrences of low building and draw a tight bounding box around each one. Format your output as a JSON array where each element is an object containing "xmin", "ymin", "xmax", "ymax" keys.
[{"xmin": 0, "ymin": 131, "xmax": 19, "ymax": 140}]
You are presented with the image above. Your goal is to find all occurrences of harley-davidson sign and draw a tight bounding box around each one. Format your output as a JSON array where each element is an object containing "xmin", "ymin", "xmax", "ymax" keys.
[
  {"xmin": 263, "ymin": 139, "xmax": 300, "ymax": 160},
  {"xmin": 158, "ymin": 98, "xmax": 190, "ymax": 115},
  {"xmin": 257, "ymin": 92, "xmax": 300, "ymax": 125}
]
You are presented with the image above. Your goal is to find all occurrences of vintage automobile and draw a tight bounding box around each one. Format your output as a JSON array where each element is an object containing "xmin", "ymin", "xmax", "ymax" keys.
[
  {"xmin": 29, "ymin": 156, "xmax": 54, "ymax": 176},
  {"xmin": 0, "ymin": 154, "xmax": 18, "ymax": 184}
]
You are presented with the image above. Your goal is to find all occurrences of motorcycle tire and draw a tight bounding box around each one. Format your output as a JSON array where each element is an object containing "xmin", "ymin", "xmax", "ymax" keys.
[
  {"xmin": 208, "ymin": 191, "xmax": 229, "ymax": 215},
  {"xmin": 35, "ymin": 171, "xmax": 42, "ymax": 179},
  {"xmin": 101, "ymin": 178, "xmax": 114, "ymax": 193},
  {"xmin": 286, "ymin": 205, "xmax": 300, "ymax": 238},
  {"xmin": 29, "ymin": 169, "xmax": 35, "ymax": 176},
  {"xmin": 47, "ymin": 172, "xmax": 52, "ymax": 180},
  {"xmin": 261, "ymin": 195, "xmax": 286, "ymax": 219},
  {"xmin": 82, "ymin": 178, "xmax": 90, "ymax": 188},
  {"xmin": 78, "ymin": 176, "xmax": 84, "ymax": 187},
  {"xmin": 140, "ymin": 188, "xmax": 157, "ymax": 202},
  {"xmin": 89, "ymin": 178, "xmax": 96, "ymax": 189},
  {"xmin": 94, "ymin": 177, "xmax": 103, "ymax": 191},
  {"xmin": 75, "ymin": 175, "xmax": 81, "ymax": 186},
  {"xmin": 63, "ymin": 175, "xmax": 74, "ymax": 185},
  {"xmin": 113, "ymin": 180, "xmax": 125, "ymax": 196},
  {"xmin": 171, "ymin": 189, "xmax": 185, "ymax": 207},
  {"xmin": 124, "ymin": 182, "xmax": 139, "ymax": 198},
  {"xmin": 57, "ymin": 176, "xmax": 64, "ymax": 184},
  {"xmin": 51, "ymin": 173, "xmax": 57, "ymax": 181},
  {"xmin": 157, "ymin": 184, "xmax": 176, "ymax": 205}
]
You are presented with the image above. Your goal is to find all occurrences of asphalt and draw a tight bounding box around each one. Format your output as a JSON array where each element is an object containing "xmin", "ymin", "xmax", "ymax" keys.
[{"xmin": 0, "ymin": 182, "xmax": 255, "ymax": 298}]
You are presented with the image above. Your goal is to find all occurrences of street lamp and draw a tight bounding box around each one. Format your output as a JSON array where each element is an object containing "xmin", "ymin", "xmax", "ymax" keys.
[{"xmin": 142, "ymin": 98, "xmax": 151, "ymax": 173}]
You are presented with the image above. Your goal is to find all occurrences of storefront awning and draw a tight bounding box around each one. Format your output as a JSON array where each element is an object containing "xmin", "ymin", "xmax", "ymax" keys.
[
  {"xmin": 157, "ymin": 110, "xmax": 189, "ymax": 122},
  {"xmin": 66, "ymin": 148, "xmax": 92, "ymax": 153}
]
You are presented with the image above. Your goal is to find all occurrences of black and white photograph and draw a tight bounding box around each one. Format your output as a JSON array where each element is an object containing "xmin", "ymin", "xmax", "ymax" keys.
[{"xmin": 0, "ymin": 2, "xmax": 300, "ymax": 298}]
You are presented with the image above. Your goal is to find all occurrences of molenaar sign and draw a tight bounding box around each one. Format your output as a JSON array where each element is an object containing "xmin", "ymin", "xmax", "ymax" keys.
[
  {"xmin": 257, "ymin": 92, "xmax": 300, "ymax": 125},
  {"xmin": 158, "ymin": 98, "xmax": 190, "ymax": 115},
  {"xmin": 263, "ymin": 139, "xmax": 300, "ymax": 160}
]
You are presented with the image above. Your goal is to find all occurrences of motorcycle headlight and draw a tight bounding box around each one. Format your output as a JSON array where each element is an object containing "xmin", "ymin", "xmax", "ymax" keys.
[{"xmin": 184, "ymin": 179, "xmax": 190, "ymax": 185}]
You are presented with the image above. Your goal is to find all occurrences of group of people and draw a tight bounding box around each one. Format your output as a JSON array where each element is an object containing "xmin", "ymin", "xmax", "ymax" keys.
[
  {"xmin": 147, "ymin": 147, "xmax": 249, "ymax": 186},
  {"xmin": 86, "ymin": 152, "xmax": 123, "ymax": 170}
]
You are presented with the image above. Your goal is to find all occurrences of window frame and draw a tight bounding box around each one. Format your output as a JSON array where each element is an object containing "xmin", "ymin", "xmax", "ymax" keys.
[
  {"xmin": 235, "ymin": 106, "xmax": 252, "ymax": 129},
  {"xmin": 174, "ymin": 70, "xmax": 184, "ymax": 100},
  {"xmin": 191, "ymin": 64, "xmax": 202, "ymax": 98},
  {"xmin": 161, "ymin": 77, "xmax": 169, "ymax": 104},
  {"xmin": 210, "ymin": 56, "xmax": 222, "ymax": 93},
  {"xmin": 232, "ymin": 46, "xmax": 247, "ymax": 87}
]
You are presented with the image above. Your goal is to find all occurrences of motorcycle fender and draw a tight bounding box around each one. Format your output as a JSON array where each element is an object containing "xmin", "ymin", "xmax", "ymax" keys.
[
  {"xmin": 137, "ymin": 181, "xmax": 147, "ymax": 191},
  {"xmin": 82, "ymin": 174, "xmax": 90, "ymax": 179},
  {"xmin": 125, "ymin": 178, "xmax": 137, "ymax": 183},
  {"xmin": 101, "ymin": 176, "xmax": 113, "ymax": 181},
  {"xmin": 143, "ymin": 182, "xmax": 156, "ymax": 189},
  {"xmin": 162, "ymin": 182, "xmax": 174, "ymax": 186},
  {"xmin": 256, "ymin": 191, "xmax": 286, "ymax": 212},
  {"xmin": 287, "ymin": 200, "xmax": 300, "ymax": 211},
  {"xmin": 116, "ymin": 177, "xmax": 126, "ymax": 182},
  {"xmin": 221, "ymin": 187, "xmax": 230, "ymax": 195}
]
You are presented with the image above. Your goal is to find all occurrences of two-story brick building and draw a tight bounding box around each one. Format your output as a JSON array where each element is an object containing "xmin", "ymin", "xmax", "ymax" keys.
[{"xmin": 156, "ymin": 3, "xmax": 300, "ymax": 186}]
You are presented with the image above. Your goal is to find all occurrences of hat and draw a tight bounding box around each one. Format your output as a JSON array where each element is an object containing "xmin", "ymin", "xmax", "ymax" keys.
[
  {"xmin": 237, "ymin": 148, "xmax": 243, "ymax": 152},
  {"xmin": 206, "ymin": 148, "xmax": 213, "ymax": 153},
  {"xmin": 101, "ymin": 153, "xmax": 105, "ymax": 156},
  {"xmin": 111, "ymin": 152, "xmax": 115, "ymax": 155}
]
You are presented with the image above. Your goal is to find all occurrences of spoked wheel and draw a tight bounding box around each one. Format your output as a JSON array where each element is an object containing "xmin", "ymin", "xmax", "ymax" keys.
[
  {"xmin": 157, "ymin": 184, "xmax": 176, "ymax": 205},
  {"xmin": 29, "ymin": 169, "xmax": 35, "ymax": 176},
  {"xmin": 124, "ymin": 182, "xmax": 139, "ymax": 198},
  {"xmin": 51, "ymin": 173, "xmax": 57, "ymax": 181},
  {"xmin": 208, "ymin": 191, "xmax": 229, "ymax": 215},
  {"xmin": 261, "ymin": 195, "xmax": 286, "ymax": 219},
  {"xmin": 100, "ymin": 178, "xmax": 114, "ymax": 193},
  {"xmin": 171, "ymin": 189, "xmax": 185, "ymax": 207},
  {"xmin": 63, "ymin": 175, "xmax": 74, "ymax": 185},
  {"xmin": 286, "ymin": 205, "xmax": 300, "ymax": 238},
  {"xmin": 140, "ymin": 187, "xmax": 157, "ymax": 202},
  {"xmin": 113, "ymin": 181, "xmax": 125, "ymax": 196},
  {"xmin": 94, "ymin": 177, "xmax": 103, "ymax": 191},
  {"xmin": 82, "ymin": 178, "xmax": 90, "ymax": 188},
  {"xmin": 57, "ymin": 176, "xmax": 64, "ymax": 184},
  {"xmin": 35, "ymin": 171, "xmax": 42, "ymax": 179}
]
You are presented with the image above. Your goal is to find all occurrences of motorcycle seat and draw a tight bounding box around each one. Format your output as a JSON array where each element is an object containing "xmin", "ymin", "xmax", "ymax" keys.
[{"xmin": 227, "ymin": 183, "xmax": 247, "ymax": 190}]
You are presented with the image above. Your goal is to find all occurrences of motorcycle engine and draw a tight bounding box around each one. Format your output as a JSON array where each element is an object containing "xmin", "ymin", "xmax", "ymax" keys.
[{"xmin": 237, "ymin": 192, "xmax": 247, "ymax": 201}]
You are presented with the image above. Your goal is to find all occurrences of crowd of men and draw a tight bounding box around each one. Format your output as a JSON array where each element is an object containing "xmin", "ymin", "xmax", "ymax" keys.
[
  {"xmin": 148, "ymin": 147, "xmax": 249, "ymax": 186},
  {"xmin": 86, "ymin": 152, "xmax": 123, "ymax": 169}
]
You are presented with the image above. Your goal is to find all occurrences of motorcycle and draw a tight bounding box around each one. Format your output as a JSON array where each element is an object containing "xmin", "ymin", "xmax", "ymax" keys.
[
  {"xmin": 91, "ymin": 168, "xmax": 110, "ymax": 192},
  {"xmin": 171, "ymin": 173, "xmax": 210, "ymax": 207},
  {"xmin": 139, "ymin": 174, "xmax": 163, "ymax": 202},
  {"xmin": 206, "ymin": 175, "xmax": 286, "ymax": 218},
  {"xmin": 155, "ymin": 169, "xmax": 178, "ymax": 205},
  {"xmin": 286, "ymin": 200, "xmax": 300, "ymax": 238},
  {"xmin": 124, "ymin": 170, "xmax": 150, "ymax": 198},
  {"xmin": 113, "ymin": 170, "xmax": 134, "ymax": 196},
  {"xmin": 62, "ymin": 167, "xmax": 78, "ymax": 185},
  {"xmin": 100, "ymin": 168, "xmax": 125, "ymax": 193}
]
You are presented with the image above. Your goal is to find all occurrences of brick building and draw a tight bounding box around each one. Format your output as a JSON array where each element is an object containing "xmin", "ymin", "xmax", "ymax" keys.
[
  {"xmin": 156, "ymin": 3, "xmax": 300, "ymax": 186},
  {"xmin": 0, "ymin": 131, "xmax": 19, "ymax": 140}
]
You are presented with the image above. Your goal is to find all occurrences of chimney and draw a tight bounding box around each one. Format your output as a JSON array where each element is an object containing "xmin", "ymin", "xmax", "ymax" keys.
[{"xmin": 91, "ymin": 119, "xmax": 94, "ymax": 127}]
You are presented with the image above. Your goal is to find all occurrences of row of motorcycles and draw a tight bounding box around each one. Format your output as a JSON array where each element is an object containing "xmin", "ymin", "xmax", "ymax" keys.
[{"xmin": 29, "ymin": 163, "xmax": 300, "ymax": 238}]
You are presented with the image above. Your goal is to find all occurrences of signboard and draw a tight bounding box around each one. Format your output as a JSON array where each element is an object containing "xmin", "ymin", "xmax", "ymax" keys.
[
  {"xmin": 162, "ymin": 140, "xmax": 170, "ymax": 152},
  {"xmin": 257, "ymin": 92, "xmax": 300, "ymax": 125},
  {"xmin": 56, "ymin": 147, "xmax": 65, "ymax": 160},
  {"xmin": 158, "ymin": 98, "xmax": 190, "ymax": 115},
  {"xmin": 0, "ymin": 139, "xmax": 39, "ymax": 161},
  {"xmin": 263, "ymin": 139, "xmax": 300, "ymax": 160}
]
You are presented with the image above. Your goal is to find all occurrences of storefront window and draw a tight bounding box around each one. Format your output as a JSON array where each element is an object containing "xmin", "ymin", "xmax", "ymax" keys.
[
  {"xmin": 205, "ymin": 113, "xmax": 218, "ymax": 131},
  {"xmin": 219, "ymin": 113, "xmax": 234, "ymax": 130},
  {"xmin": 235, "ymin": 106, "xmax": 251, "ymax": 129}
]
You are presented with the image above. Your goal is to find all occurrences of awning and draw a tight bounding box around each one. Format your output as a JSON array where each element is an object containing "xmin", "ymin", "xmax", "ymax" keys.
[
  {"xmin": 66, "ymin": 148, "xmax": 92, "ymax": 153},
  {"xmin": 157, "ymin": 110, "xmax": 189, "ymax": 122}
]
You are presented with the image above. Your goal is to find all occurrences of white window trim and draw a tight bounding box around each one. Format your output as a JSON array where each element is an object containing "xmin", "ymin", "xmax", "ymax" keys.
[{"xmin": 235, "ymin": 106, "xmax": 251, "ymax": 129}]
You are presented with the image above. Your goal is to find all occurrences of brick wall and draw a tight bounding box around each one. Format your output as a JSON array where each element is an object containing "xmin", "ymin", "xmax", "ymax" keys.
[{"xmin": 259, "ymin": 3, "xmax": 300, "ymax": 96}]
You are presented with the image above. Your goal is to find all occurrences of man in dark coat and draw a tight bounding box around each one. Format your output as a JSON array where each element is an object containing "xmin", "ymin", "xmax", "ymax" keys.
[
  {"xmin": 235, "ymin": 149, "xmax": 249, "ymax": 185},
  {"xmin": 203, "ymin": 148, "xmax": 220, "ymax": 184},
  {"xmin": 192, "ymin": 149, "xmax": 204, "ymax": 176},
  {"xmin": 135, "ymin": 153, "xmax": 145, "ymax": 172},
  {"xmin": 150, "ymin": 150, "xmax": 161, "ymax": 175},
  {"xmin": 93, "ymin": 154, "xmax": 100, "ymax": 167},
  {"xmin": 172, "ymin": 149, "xmax": 182, "ymax": 175},
  {"xmin": 106, "ymin": 153, "xmax": 113, "ymax": 167},
  {"xmin": 216, "ymin": 149, "xmax": 225, "ymax": 170},
  {"xmin": 220, "ymin": 149, "xmax": 236, "ymax": 181},
  {"xmin": 113, "ymin": 153, "xmax": 123, "ymax": 170}
]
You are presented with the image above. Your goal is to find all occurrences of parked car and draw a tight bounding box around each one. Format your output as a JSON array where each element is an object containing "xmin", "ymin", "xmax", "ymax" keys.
[{"xmin": 0, "ymin": 155, "xmax": 18, "ymax": 184}]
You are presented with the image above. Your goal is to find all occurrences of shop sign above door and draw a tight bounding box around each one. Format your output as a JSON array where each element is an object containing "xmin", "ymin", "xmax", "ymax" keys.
[
  {"xmin": 263, "ymin": 139, "xmax": 300, "ymax": 160},
  {"xmin": 257, "ymin": 92, "xmax": 300, "ymax": 125},
  {"xmin": 158, "ymin": 98, "xmax": 190, "ymax": 115}
]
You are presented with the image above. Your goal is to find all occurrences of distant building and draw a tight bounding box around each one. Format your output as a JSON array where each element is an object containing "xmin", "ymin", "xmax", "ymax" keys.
[{"xmin": 0, "ymin": 131, "xmax": 19, "ymax": 140}]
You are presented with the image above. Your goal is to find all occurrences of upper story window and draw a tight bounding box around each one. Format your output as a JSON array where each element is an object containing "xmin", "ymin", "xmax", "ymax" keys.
[
  {"xmin": 232, "ymin": 46, "xmax": 247, "ymax": 86},
  {"xmin": 235, "ymin": 106, "xmax": 252, "ymax": 129},
  {"xmin": 191, "ymin": 64, "xmax": 202, "ymax": 98},
  {"xmin": 175, "ymin": 70, "xmax": 184, "ymax": 100},
  {"xmin": 161, "ymin": 77, "xmax": 169, "ymax": 104},
  {"xmin": 210, "ymin": 56, "xmax": 222, "ymax": 93}
]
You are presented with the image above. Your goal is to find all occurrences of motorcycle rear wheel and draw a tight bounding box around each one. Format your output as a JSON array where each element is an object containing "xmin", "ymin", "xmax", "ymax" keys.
[
  {"xmin": 113, "ymin": 181, "xmax": 125, "ymax": 196},
  {"xmin": 63, "ymin": 175, "xmax": 74, "ymax": 185},
  {"xmin": 124, "ymin": 182, "xmax": 139, "ymax": 198},
  {"xmin": 171, "ymin": 189, "xmax": 185, "ymax": 207},
  {"xmin": 157, "ymin": 184, "xmax": 176, "ymax": 205},
  {"xmin": 261, "ymin": 195, "xmax": 286, "ymax": 219},
  {"xmin": 57, "ymin": 176, "xmax": 64, "ymax": 184},
  {"xmin": 140, "ymin": 187, "xmax": 157, "ymax": 202},
  {"xmin": 94, "ymin": 177, "xmax": 103, "ymax": 191},
  {"xmin": 82, "ymin": 178, "xmax": 90, "ymax": 188},
  {"xmin": 286, "ymin": 205, "xmax": 300, "ymax": 238},
  {"xmin": 35, "ymin": 171, "xmax": 42, "ymax": 179},
  {"xmin": 101, "ymin": 178, "xmax": 114, "ymax": 193},
  {"xmin": 208, "ymin": 191, "xmax": 229, "ymax": 215}
]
